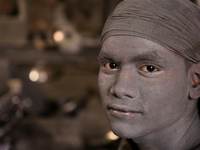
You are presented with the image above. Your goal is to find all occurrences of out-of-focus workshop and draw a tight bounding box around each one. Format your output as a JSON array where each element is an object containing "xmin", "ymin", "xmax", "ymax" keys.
[
  {"xmin": 0, "ymin": 0, "xmax": 199, "ymax": 150},
  {"xmin": 0, "ymin": 0, "xmax": 122, "ymax": 149}
]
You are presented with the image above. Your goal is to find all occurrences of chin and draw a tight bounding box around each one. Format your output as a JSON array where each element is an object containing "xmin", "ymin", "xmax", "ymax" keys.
[
  {"xmin": 112, "ymin": 130, "xmax": 134, "ymax": 139},
  {"xmin": 108, "ymin": 121, "xmax": 141, "ymax": 139}
]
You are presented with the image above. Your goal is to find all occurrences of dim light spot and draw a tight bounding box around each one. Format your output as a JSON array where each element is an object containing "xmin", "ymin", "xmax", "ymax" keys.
[{"xmin": 38, "ymin": 71, "xmax": 48, "ymax": 83}]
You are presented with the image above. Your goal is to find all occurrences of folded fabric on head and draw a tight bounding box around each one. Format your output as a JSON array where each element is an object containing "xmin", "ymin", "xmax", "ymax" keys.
[{"xmin": 101, "ymin": 0, "xmax": 200, "ymax": 63}]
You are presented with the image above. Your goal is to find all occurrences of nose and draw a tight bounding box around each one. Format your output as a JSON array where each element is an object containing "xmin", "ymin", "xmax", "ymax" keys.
[{"xmin": 110, "ymin": 67, "xmax": 138, "ymax": 99}]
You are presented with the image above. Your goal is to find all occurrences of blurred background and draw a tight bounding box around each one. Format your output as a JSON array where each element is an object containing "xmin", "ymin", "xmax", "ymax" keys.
[{"xmin": 0, "ymin": 0, "xmax": 199, "ymax": 150}]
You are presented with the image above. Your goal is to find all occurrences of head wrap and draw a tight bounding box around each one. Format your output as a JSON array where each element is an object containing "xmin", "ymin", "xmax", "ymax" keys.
[{"xmin": 101, "ymin": 0, "xmax": 200, "ymax": 63}]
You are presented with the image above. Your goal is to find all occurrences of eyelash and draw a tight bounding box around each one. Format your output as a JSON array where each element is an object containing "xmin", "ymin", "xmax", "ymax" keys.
[
  {"xmin": 139, "ymin": 65, "xmax": 160, "ymax": 72},
  {"xmin": 103, "ymin": 62, "xmax": 119, "ymax": 70}
]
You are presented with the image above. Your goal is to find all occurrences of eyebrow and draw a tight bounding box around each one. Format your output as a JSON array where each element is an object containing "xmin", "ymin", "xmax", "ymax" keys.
[
  {"xmin": 98, "ymin": 50, "xmax": 165, "ymax": 64},
  {"xmin": 98, "ymin": 52, "xmax": 118, "ymax": 62},
  {"xmin": 132, "ymin": 51, "xmax": 164, "ymax": 63}
]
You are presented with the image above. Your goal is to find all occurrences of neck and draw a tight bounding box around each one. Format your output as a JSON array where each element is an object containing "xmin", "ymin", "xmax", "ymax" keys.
[{"xmin": 132, "ymin": 110, "xmax": 200, "ymax": 150}]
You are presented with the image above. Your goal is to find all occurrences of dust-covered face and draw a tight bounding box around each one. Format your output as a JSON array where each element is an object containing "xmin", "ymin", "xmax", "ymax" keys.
[{"xmin": 98, "ymin": 36, "xmax": 193, "ymax": 139}]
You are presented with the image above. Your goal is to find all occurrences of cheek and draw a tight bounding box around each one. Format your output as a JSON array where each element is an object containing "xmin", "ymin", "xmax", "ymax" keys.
[
  {"xmin": 140, "ymin": 72, "xmax": 189, "ymax": 120},
  {"xmin": 98, "ymin": 71, "xmax": 112, "ymax": 98},
  {"xmin": 98, "ymin": 72, "xmax": 114, "ymax": 112}
]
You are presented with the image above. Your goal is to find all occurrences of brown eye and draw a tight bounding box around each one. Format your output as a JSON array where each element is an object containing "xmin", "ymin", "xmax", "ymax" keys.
[
  {"xmin": 104, "ymin": 62, "xmax": 119, "ymax": 69},
  {"xmin": 139, "ymin": 65, "xmax": 159, "ymax": 72}
]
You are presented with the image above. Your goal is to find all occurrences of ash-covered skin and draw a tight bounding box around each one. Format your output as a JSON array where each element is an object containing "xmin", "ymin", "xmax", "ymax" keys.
[{"xmin": 98, "ymin": 36, "xmax": 200, "ymax": 150}]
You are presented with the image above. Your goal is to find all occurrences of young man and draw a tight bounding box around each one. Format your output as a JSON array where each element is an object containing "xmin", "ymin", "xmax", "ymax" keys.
[{"xmin": 98, "ymin": 0, "xmax": 200, "ymax": 149}]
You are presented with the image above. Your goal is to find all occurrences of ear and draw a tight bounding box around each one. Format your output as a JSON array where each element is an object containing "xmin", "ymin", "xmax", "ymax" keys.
[{"xmin": 189, "ymin": 62, "xmax": 200, "ymax": 100}]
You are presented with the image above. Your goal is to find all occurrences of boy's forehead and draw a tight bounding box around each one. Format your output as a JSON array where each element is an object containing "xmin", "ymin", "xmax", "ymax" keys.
[
  {"xmin": 100, "ymin": 36, "xmax": 187, "ymax": 67},
  {"xmin": 101, "ymin": 0, "xmax": 200, "ymax": 63}
]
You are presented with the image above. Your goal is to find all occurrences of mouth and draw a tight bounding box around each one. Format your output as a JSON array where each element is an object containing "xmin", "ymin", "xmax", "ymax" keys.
[{"xmin": 107, "ymin": 105, "xmax": 142, "ymax": 117}]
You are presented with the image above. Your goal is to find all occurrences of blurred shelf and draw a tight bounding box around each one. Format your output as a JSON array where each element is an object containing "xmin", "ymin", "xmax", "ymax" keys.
[{"xmin": 3, "ymin": 47, "xmax": 100, "ymax": 65}]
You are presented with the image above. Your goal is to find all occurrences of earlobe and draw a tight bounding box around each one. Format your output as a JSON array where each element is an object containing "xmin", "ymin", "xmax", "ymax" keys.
[
  {"xmin": 189, "ymin": 63, "xmax": 200, "ymax": 100},
  {"xmin": 192, "ymin": 73, "xmax": 200, "ymax": 88}
]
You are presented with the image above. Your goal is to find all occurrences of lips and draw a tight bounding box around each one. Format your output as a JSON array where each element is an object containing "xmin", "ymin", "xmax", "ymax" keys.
[{"xmin": 107, "ymin": 105, "xmax": 142, "ymax": 117}]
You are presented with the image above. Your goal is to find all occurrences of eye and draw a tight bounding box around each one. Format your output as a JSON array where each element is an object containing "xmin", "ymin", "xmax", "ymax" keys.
[
  {"xmin": 104, "ymin": 62, "xmax": 119, "ymax": 69},
  {"xmin": 139, "ymin": 65, "xmax": 159, "ymax": 72}
]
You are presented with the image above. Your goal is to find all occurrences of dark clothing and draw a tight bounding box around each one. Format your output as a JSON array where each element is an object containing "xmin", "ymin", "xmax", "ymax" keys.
[
  {"xmin": 118, "ymin": 139, "xmax": 200, "ymax": 150},
  {"xmin": 118, "ymin": 139, "xmax": 139, "ymax": 150}
]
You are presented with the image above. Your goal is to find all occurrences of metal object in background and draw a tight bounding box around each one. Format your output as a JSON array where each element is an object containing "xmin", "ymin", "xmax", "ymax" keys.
[
  {"xmin": 0, "ymin": 0, "xmax": 28, "ymax": 48},
  {"xmin": 0, "ymin": 78, "xmax": 32, "ymax": 150},
  {"xmin": 0, "ymin": 79, "xmax": 23, "ymax": 140}
]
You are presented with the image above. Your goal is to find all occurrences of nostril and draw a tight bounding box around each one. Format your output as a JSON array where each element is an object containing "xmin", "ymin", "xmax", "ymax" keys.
[
  {"xmin": 112, "ymin": 91, "xmax": 134, "ymax": 99},
  {"xmin": 112, "ymin": 93, "xmax": 133, "ymax": 99},
  {"xmin": 113, "ymin": 93, "xmax": 119, "ymax": 98},
  {"xmin": 126, "ymin": 95, "xmax": 133, "ymax": 99}
]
